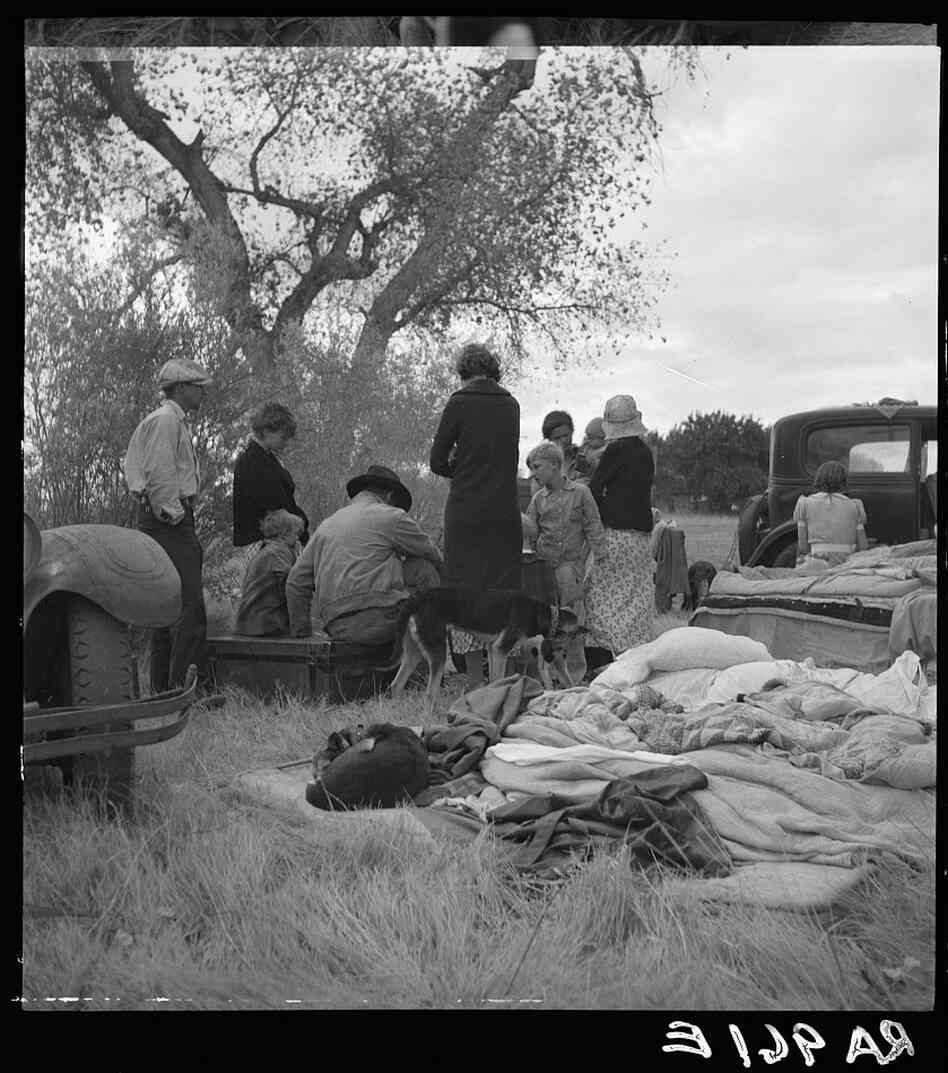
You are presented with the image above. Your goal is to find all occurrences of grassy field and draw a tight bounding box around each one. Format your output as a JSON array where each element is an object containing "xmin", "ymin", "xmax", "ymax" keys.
[
  {"xmin": 668, "ymin": 511, "xmax": 739, "ymax": 570},
  {"xmin": 21, "ymin": 513, "xmax": 934, "ymax": 1010}
]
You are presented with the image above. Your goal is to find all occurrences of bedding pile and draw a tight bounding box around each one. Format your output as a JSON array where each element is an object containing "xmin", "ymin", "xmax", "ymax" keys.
[
  {"xmin": 690, "ymin": 540, "xmax": 937, "ymax": 672},
  {"xmin": 233, "ymin": 625, "xmax": 935, "ymax": 909},
  {"xmin": 434, "ymin": 628, "xmax": 935, "ymax": 902}
]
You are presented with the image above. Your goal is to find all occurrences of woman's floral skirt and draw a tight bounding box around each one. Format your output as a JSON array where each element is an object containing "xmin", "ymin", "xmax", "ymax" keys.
[{"xmin": 585, "ymin": 527, "xmax": 654, "ymax": 656}]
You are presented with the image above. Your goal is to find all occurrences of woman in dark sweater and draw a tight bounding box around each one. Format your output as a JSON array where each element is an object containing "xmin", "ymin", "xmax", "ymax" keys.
[
  {"xmin": 586, "ymin": 394, "xmax": 655, "ymax": 660},
  {"xmin": 232, "ymin": 402, "xmax": 309, "ymax": 549},
  {"xmin": 430, "ymin": 343, "xmax": 521, "ymax": 684}
]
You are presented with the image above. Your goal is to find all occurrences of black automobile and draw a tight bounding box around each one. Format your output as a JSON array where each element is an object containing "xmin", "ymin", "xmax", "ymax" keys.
[{"xmin": 737, "ymin": 399, "xmax": 938, "ymax": 567}]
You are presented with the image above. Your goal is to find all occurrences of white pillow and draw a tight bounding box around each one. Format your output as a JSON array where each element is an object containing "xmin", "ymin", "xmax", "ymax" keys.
[
  {"xmin": 590, "ymin": 649, "xmax": 653, "ymax": 691},
  {"xmin": 648, "ymin": 627, "xmax": 772, "ymax": 672},
  {"xmin": 705, "ymin": 660, "xmax": 806, "ymax": 704}
]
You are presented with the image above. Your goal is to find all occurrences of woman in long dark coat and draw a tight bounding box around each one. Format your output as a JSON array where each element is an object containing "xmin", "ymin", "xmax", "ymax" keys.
[{"xmin": 429, "ymin": 343, "xmax": 521, "ymax": 684}]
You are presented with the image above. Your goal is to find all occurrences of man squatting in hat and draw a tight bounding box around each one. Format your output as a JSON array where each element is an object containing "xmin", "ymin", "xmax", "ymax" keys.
[
  {"xmin": 285, "ymin": 465, "xmax": 443, "ymax": 644},
  {"xmin": 124, "ymin": 358, "xmax": 213, "ymax": 692}
]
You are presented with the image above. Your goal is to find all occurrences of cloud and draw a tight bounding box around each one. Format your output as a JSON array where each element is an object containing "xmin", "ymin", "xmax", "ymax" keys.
[{"xmin": 514, "ymin": 46, "xmax": 939, "ymax": 436}]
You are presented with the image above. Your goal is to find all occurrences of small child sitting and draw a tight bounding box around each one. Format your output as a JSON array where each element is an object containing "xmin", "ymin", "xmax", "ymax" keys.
[
  {"xmin": 522, "ymin": 440, "xmax": 606, "ymax": 683},
  {"xmin": 234, "ymin": 509, "xmax": 305, "ymax": 637}
]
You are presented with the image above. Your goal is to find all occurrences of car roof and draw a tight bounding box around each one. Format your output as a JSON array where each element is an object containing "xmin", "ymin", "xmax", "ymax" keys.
[{"xmin": 773, "ymin": 402, "xmax": 937, "ymax": 427}]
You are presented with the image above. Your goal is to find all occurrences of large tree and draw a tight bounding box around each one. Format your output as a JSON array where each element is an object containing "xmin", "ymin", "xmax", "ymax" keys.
[{"xmin": 27, "ymin": 47, "xmax": 670, "ymax": 384}]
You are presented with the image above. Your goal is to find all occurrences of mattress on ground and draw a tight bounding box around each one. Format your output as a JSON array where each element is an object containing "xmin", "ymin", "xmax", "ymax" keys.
[
  {"xmin": 689, "ymin": 600, "xmax": 893, "ymax": 672},
  {"xmin": 710, "ymin": 564, "xmax": 930, "ymax": 600}
]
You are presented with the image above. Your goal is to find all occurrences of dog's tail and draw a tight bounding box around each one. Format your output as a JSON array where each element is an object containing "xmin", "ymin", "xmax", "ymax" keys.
[{"xmin": 373, "ymin": 591, "xmax": 425, "ymax": 672}]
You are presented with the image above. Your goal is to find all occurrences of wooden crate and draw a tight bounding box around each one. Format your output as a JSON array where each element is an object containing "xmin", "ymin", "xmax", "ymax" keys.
[{"xmin": 206, "ymin": 635, "xmax": 396, "ymax": 702}]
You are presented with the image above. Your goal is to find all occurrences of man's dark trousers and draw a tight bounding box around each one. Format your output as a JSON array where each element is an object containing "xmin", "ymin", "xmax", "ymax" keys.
[{"xmin": 136, "ymin": 501, "xmax": 207, "ymax": 692}]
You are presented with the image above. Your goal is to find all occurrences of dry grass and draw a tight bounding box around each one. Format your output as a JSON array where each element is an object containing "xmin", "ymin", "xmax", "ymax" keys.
[
  {"xmin": 22, "ymin": 757, "xmax": 934, "ymax": 1010},
  {"xmin": 21, "ymin": 604, "xmax": 934, "ymax": 1011}
]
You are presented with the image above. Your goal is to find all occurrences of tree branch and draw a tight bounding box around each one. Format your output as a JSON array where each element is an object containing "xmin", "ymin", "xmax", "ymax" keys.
[
  {"xmin": 81, "ymin": 59, "xmax": 274, "ymax": 371},
  {"xmin": 221, "ymin": 181, "xmax": 323, "ymax": 221},
  {"xmin": 245, "ymin": 70, "xmax": 325, "ymax": 223},
  {"xmin": 349, "ymin": 58, "xmax": 539, "ymax": 373}
]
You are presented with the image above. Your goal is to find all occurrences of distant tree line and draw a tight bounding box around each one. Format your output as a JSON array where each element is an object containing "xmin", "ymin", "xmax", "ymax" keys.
[{"xmin": 648, "ymin": 410, "xmax": 770, "ymax": 514}]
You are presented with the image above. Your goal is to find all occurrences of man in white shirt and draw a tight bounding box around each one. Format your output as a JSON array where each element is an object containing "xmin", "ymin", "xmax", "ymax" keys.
[{"xmin": 125, "ymin": 358, "xmax": 212, "ymax": 692}]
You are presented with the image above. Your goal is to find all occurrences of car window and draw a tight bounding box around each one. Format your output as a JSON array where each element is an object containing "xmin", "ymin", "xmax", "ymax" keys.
[
  {"xmin": 921, "ymin": 439, "xmax": 937, "ymax": 477},
  {"xmin": 805, "ymin": 424, "xmax": 911, "ymax": 474}
]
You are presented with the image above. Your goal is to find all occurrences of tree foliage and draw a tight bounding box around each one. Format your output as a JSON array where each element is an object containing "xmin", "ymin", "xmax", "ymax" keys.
[
  {"xmin": 654, "ymin": 411, "xmax": 769, "ymax": 511},
  {"xmin": 27, "ymin": 47, "xmax": 671, "ymax": 382},
  {"xmin": 23, "ymin": 227, "xmax": 454, "ymax": 589}
]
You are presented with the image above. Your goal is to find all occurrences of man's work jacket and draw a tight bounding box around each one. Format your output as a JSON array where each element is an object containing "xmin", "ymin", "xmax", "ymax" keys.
[{"xmin": 285, "ymin": 491, "xmax": 442, "ymax": 635}]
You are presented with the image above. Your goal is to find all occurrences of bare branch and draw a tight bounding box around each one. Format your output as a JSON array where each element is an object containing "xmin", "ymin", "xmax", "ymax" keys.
[
  {"xmin": 80, "ymin": 59, "xmax": 273, "ymax": 370},
  {"xmin": 436, "ymin": 297, "xmax": 601, "ymax": 317},
  {"xmin": 221, "ymin": 180, "xmax": 323, "ymax": 220},
  {"xmin": 248, "ymin": 69, "xmax": 308, "ymax": 204}
]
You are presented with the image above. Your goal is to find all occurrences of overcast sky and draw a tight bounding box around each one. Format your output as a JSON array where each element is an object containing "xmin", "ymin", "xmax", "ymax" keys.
[{"xmin": 512, "ymin": 46, "xmax": 940, "ymax": 462}]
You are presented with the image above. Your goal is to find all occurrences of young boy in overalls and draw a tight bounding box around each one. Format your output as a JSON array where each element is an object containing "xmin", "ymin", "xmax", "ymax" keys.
[{"xmin": 521, "ymin": 441, "xmax": 606, "ymax": 684}]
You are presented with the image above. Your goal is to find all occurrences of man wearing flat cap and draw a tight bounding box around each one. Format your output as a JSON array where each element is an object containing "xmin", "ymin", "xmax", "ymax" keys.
[
  {"xmin": 124, "ymin": 358, "xmax": 213, "ymax": 692},
  {"xmin": 285, "ymin": 464, "xmax": 443, "ymax": 644}
]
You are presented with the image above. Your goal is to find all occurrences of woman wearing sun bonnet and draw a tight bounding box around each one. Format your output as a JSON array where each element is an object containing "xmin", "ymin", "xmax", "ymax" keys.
[{"xmin": 585, "ymin": 394, "xmax": 656, "ymax": 664}]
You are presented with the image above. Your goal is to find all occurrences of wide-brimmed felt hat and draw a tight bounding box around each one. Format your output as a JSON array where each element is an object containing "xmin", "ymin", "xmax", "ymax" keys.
[
  {"xmin": 157, "ymin": 358, "xmax": 213, "ymax": 390},
  {"xmin": 602, "ymin": 394, "xmax": 646, "ymax": 441},
  {"xmin": 346, "ymin": 464, "xmax": 412, "ymax": 512}
]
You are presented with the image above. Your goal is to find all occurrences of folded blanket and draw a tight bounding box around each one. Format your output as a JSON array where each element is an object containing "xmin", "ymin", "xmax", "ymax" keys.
[{"xmin": 482, "ymin": 740, "xmax": 934, "ymax": 867}]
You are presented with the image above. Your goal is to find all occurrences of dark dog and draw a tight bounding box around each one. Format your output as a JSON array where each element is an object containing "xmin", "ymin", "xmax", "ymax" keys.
[
  {"xmin": 388, "ymin": 587, "xmax": 582, "ymax": 700},
  {"xmin": 687, "ymin": 561, "xmax": 718, "ymax": 610},
  {"xmin": 305, "ymin": 723, "xmax": 429, "ymax": 810}
]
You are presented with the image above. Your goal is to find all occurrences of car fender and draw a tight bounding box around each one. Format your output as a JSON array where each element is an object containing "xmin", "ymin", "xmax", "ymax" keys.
[
  {"xmin": 23, "ymin": 523, "xmax": 182, "ymax": 628},
  {"xmin": 747, "ymin": 520, "xmax": 797, "ymax": 566},
  {"xmin": 736, "ymin": 493, "xmax": 767, "ymax": 564}
]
